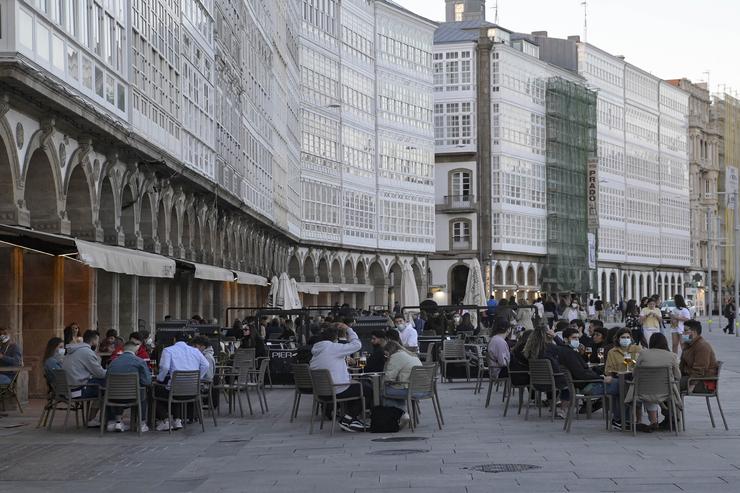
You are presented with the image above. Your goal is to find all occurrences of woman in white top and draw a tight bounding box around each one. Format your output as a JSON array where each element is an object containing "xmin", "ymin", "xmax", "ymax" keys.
[
  {"xmin": 639, "ymin": 297, "xmax": 663, "ymax": 347},
  {"xmin": 669, "ymin": 294, "xmax": 691, "ymax": 355}
]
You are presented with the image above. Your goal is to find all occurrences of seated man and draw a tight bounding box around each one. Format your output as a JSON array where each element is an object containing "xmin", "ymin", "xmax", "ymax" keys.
[
  {"xmin": 365, "ymin": 330, "xmax": 387, "ymax": 373},
  {"xmin": 106, "ymin": 341, "xmax": 152, "ymax": 432},
  {"xmin": 110, "ymin": 331, "xmax": 150, "ymax": 362},
  {"xmin": 192, "ymin": 335, "xmax": 219, "ymax": 410},
  {"xmin": 679, "ymin": 320, "xmax": 717, "ymax": 393},
  {"xmin": 309, "ymin": 323, "xmax": 371, "ymax": 432},
  {"xmin": 393, "ymin": 315, "xmax": 418, "ymax": 352},
  {"xmin": 99, "ymin": 329, "xmax": 124, "ymax": 354},
  {"xmin": 62, "ymin": 330, "xmax": 107, "ymax": 427},
  {"xmin": 155, "ymin": 334, "xmax": 210, "ymax": 431},
  {"xmin": 486, "ymin": 321, "xmax": 511, "ymax": 379},
  {"xmin": 0, "ymin": 327, "xmax": 23, "ymax": 385}
]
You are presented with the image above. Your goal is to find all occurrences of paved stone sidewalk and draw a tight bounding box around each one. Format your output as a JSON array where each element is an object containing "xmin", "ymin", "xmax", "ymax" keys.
[{"xmin": 2, "ymin": 327, "xmax": 739, "ymax": 493}]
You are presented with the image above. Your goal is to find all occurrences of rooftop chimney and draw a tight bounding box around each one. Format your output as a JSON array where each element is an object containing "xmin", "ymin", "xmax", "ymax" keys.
[
  {"xmin": 531, "ymin": 31, "xmax": 548, "ymax": 37},
  {"xmin": 567, "ymin": 35, "xmax": 581, "ymax": 42},
  {"xmin": 445, "ymin": 0, "xmax": 486, "ymax": 22}
]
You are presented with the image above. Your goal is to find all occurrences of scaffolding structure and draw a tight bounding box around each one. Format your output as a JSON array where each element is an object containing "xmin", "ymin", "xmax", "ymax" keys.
[{"xmin": 542, "ymin": 77, "xmax": 597, "ymax": 295}]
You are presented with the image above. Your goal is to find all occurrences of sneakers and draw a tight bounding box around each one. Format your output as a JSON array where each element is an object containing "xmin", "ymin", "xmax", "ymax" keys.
[
  {"xmin": 87, "ymin": 417, "xmax": 101, "ymax": 428},
  {"xmin": 106, "ymin": 421, "xmax": 118, "ymax": 432},
  {"xmin": 338, "ymin": 415, "xmax": 356, "ymax": 433},
  {"xmin": 399, "ymin": 412, "xmax": 411, "ymax": 430},
  {"xmin": 139, "ymin": 423, "xmax": 150, "ymax": 433},
  {"xmin": 348, "ymin": 419, "xmax": 369, "ymax": 432},
  {"xmin": 156, "ymin": 419, "xmax": 171, "ymax": 432},
  {"xmin": 172, "ymin": 418, "xmax": 184, "ymax": 430},
  {"xmin": 612, "ymin": 419, "xmax": 632, "ymax": 431}
]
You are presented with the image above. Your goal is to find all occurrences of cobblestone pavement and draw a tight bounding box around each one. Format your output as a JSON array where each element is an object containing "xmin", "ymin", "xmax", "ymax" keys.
[{"xmin": 2, "ymin": 324, "xmax": 740, "ymax": 493}]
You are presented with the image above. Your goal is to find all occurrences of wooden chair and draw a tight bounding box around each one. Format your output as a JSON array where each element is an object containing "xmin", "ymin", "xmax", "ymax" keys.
[
  {"xmin": 681, "ymin": 361, "xmax": 727, "ymax": 431},
  {"xmin": 100, "ymin": 373, "xmax": 143, "ymax": 437},
  {"xmin": 309, "ymin": 369, "xmax": 366, "ymax": 436}
]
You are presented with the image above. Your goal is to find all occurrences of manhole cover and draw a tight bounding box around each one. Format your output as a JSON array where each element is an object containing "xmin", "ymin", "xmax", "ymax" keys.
[
  {"xmin": 465, "ymin": 464, "xmax": 541, "ymax": 473},
  {"xmin": 371, "ymin": 436, "xmax": 428, "ymax": 443},
  {"xmin": 368, "ymin": 449, "xmax": 429, "ymax": 456}
]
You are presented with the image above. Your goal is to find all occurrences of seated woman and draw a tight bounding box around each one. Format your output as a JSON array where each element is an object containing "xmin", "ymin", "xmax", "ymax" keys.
[
  {"xmin": 455, "ymin": 313, "xmax": 477, "ymax": 336},
  {"xmin": 521, "ymin": 324, "xmax": 570, "ymax": 419},
  {"xmin": 628, "ymin": 332, "xmax": 680, "ymax": 433},
  {"xmin": 603, "ymin": 327, "xmax": 642, "ymax": 430},
  {"xmin": 508, "ymin": 330, "xmax": 533, "ymax": 387},
  {"xmin": 43, "ymin": 337, "xmax": 65, "ymax": 382},
  {"xmin": 382, "ymin": 341, "xmax": 423, "ymax": 426}
]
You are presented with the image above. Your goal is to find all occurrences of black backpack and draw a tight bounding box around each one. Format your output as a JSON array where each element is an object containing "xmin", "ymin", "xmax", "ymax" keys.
[{"xmin": 369, "ymin": 406, "xmax": 404, "ymax": 433}]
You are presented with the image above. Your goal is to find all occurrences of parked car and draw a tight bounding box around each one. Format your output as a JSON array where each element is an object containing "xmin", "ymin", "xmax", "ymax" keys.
[{"xmin": 660, "ymin": 300, "xmax": 697, "ymax": 321}]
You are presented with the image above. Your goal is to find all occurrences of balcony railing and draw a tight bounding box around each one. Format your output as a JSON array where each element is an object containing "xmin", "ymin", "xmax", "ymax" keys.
[{"xmin": 440, "ymin": 194, "xmax": 475, "ymax": 210}]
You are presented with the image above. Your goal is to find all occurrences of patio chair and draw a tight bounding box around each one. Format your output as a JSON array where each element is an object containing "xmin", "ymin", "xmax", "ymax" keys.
[
  {"xmin": 213, "ymin": 364, "xmax": 254, "ymax": 417},
  {"xmin": 201, "ymin": 380, "xmax": 218, "ymax": 427},
  {"xmin": 562, "ymin": 370, "xmax": 612, "ymax": 433},
  {"xmin": 233, "ymin": 348, "xmax": 256, "ymax": 371},
  {"xmin": 406, "ymin": 365, "xmax": 443, "ymax": 432},
  {"xmin": 247, "ymin": 358, "xmax": 270, "ymax": 414},
  {"xmin": 153, "ymin": 370, "xmax": 204, "ymax": 433},
  {"xmin": 290, "ymin": 364, "xmax": 313, "ymax": 422},
  {"xmin": 440, "ymin": 339, "xmax": 470, "ymax": 382},
  {"xmin": 0, "ymin": 371, "xmax": 23, "ymax": 413},
  {"xmin": 47, "ymin": 369, "xmax": 100, "ymax": 431},
  {"xmin": 309, "ymin": 369, "xmax": 366, "ymax": 436},
  {"xmin": 525, "ymin": 359, "xmax": 564, "ymax": 422},
  {"xmin": 630, "ymin": 365, "xmax": 681, "ymax": 436},
  {"xmin": 100, "ymin": 373, "xmax": 143, "ymax": 437},
  {"xmin": 681, "ymin": 360, "xmax": 727, "ymax": 431},
  {"xmin": 502, "ymin": 369, "xmax": 529, "ymax": 416}
]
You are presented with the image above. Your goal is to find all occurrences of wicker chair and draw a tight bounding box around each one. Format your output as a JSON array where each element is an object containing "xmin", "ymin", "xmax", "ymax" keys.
[
  {"xmin": 100, "ymin": 373, "xmax": 143, "ymax": 436},
  {"xmin": 47, "ymin": 369, "xmax": 100, "ymax": 431},
  {"xmin": 309, "ymin": 369, "xmax": 366, "ymax": 436},
  {"xmin": 681, "ymin": 360, "xmax": 727, "ymax": 431},
  {"xmin": 525, "ymin": 359, "xmax": 564, "ymax": 422},
  {"xmin": 630, "ymin": 365, "xmax": 681, "ymax": 436},
  {"xmin": 405, "ymin": 365, "xmax": 443, "ymax": 432},
  {"xmin": 153, "ymin": 370, "xmax": 204, "ymax": 433},
  {"xmin": 440, "ymin": 339, "xmax": 470, "ymax": 382},
  {"xmin": 290, "ymin": 364, "xmax": 313, "ymax": 422}
]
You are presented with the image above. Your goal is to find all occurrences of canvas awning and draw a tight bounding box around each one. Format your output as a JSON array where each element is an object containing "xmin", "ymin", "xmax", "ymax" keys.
[
  {"xmin": 297, "ymin": 282, "xmax": 373, "ymax": 294},
  {"xmin": 75, "ymin": 239, "xmax": 175, "ymax": 278},
  {"xmin": 177, "ymin": 260, "xmax": 236, "ymax": 282},
  {"xmin": 234, "ymin": 271, "xmax": 268, "ymax": 286}
]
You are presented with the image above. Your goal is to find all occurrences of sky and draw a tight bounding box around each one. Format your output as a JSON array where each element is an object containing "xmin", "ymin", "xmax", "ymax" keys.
[{"xmin": 394, "ymin": 0, "xmax": 740, "ymax": 95}]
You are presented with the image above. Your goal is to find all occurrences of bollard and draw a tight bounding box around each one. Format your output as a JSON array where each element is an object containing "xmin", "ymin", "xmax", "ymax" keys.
[
  {"xmin": 708, "ymin": 319, "xmax": 713, "ymax": 332},
  {"xmin": 736, "ymin": 320, "xmax": 739, "ymax": 337}
]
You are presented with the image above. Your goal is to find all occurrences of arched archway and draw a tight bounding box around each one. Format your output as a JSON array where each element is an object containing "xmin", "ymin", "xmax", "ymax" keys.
[
  {"xmin": 609, "ymin": 272, "xmax": 617, "ymax": 304},
  {"xmin": 344, "ymin": 259, "xmax": 354, "ymax": 284},
  {"xmin": 288, "ymin": 255, "xmax": 301, "ymax": 279},
  {"xmin": 388, "ymin": 262, "xmax": 402, "ymax": 308},
  {"xmin": 121, "ymin": 184, "xmax": 137, "ymax": 247},
  {"xmin": 368, "ymin": 261, "xmax": 385, "ymax": 307},
  {"xmin": 638, "ymin": 274, "xmax": 644, "ymax": 300},
  {"xmin": 24, "ymin": 148, "xmax": 61, "ymax": 231},
  {"xmin": 450, "ymin": 263, "xmax": 470, "ymax": 305},
  {"xmin": 505, "ymin": 264, "xmax": 514, "ymax": 286},
  {"xmin": 0, "ymin": 124, "xmax": 18, "ymax": 222},
  {"xmin": 600, "ymin": 271, "xmax": 607, "ymax": 300},
  {"xmin": 677, "ymin": 275, "xmax": 683, "ymax": 296},
  {"xmin": 65, "ymin": 164, "xmax": 95, "ymax": 240},
  {"xmin": 99, "ymin": 176, "xmax": 117, "ymax": 244},
  {"xmin": 516, "ymin": 265, "xmax": 525, "ymax": 286},
  {"xmin": 494, "ymin": 264, "xmax": 503, "ymax": 286},
  {"xmin": 527, "ymin": 266, "xmax": 536, "ymax": 287},
  {"xmin": 139, "ymin": 194, "xmax": 154, "ymax": 251},
  {"xmin": 331, "ymin": 258, "xmax": 342, "ymax": 283},
  {"xmin": 318, "ymin": 257, "xmax": 330, "ymax": 283},
  {"xmin": 304, "ymin": 256, "xmax": 316, "ymax": 282},
  {"xmin": 168, "ymin": 207, "xmax": 179, "ymax": 257},
  {"xmin": 156, "ymin": 200, "xmax": 167, "ymax": 255},
  {"xmin": 412, "ymin": 262, "xmax": 423, "ymax": 299},
  {"xmin": 355, "ymin": 260, "xmax": 367, "ymax": 285}
]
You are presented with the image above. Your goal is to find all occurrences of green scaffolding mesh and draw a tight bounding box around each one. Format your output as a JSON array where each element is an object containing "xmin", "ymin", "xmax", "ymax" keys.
[{"xmin": 542, "ymin": 78, "xmax": 597, "ymax": 295}]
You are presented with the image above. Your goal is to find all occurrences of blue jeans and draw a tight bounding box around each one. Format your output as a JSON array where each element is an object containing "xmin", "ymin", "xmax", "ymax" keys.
[
  {"xmin": 583, "ymin": 380, "xmax": 621, "ymax": 418},
  {"xmin": 383, "ymin": 384, "xmax": 409, "ymax": 410},
  {"xmin": 0, "ymin": 374, "xmax": 12, "ymax": 385}
]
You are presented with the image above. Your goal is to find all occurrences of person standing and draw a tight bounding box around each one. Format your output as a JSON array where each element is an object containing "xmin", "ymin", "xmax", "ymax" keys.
[
  {"xmin": 594, "ymin": 296, "xmax": 604, "ymax": 321},
  {"xmin": 723, "ymin": 298, "xmax": 735, "ymax": 335},
  {"xmin": 393, "ymin": 315, "xmax": 418, "ymax": 352},
  {"xmin": 639, "ymin": 297, "xmax": 662, "ymax": 347},
  {"xmin": 669, "ymin": 294, "xmax": 691, "ymax": 355}
]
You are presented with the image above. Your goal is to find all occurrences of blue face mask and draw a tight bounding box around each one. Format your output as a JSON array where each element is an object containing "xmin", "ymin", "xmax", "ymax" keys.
[
  {"xmin": 569, "ymin": 339, "xmax": 580, "ymax": 349},
  {"xmin": 682, "ymin": 334, "xmax": 691, "ymax": 344},
  {"xmin": 619, "ymin": 338, "xmax": 631, "ymax": 348}
]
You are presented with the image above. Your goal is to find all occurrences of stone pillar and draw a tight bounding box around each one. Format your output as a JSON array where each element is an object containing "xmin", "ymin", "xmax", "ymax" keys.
[
  {"xmin": 97, "ymin": 271, "xmax": 118, "ymax": 332},
  {"xmin": 604, "ymin": 271, "xmax": 610, "ymax": 306},
  {"xmin": 118, "ymin": 275, "xmax": 138, "ymax": 337}
]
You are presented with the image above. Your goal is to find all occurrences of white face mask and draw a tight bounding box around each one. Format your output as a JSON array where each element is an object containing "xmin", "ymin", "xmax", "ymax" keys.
[
  {"xmin": 56, "ymin": 348, "xmax": 66, "ymax": 357},
  {"xmin": 0, "ymin": 335, "xmax": 9, "ymax": 344},
  {"xmin": 569, "ymin": 339, "xmax": 580, "ymax": 349},
  {"xmin": 571, "ymin": 303, "xmax": 578, "ymax": 308},
  {"xmin": 396, "ymin": 323, "xmax": 406, "ymax": 331}
]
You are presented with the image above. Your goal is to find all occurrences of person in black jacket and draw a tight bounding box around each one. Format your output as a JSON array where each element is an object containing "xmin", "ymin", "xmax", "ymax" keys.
[
  {"xmin": 522, "ymin": 324, "xmax": 569, "ymax": 418},
  {"xmin": 365, "ymin": 330, "xmax": 387, "ymax": 373}
]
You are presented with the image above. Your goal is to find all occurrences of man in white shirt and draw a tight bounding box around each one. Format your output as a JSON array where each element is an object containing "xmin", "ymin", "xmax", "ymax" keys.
[
  {"xmin": 154, "ymin": 335, "xmax": 210, "ymax": 431},
  {"xmin": 393, "ymin": 315, "xmax": 418, "ymax": 352}
]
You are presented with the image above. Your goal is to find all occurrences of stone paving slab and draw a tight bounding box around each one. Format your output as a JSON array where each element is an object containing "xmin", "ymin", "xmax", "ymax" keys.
[{"xmin": 1, "ymin": 325, "xmax": 740, "ymax": 492}]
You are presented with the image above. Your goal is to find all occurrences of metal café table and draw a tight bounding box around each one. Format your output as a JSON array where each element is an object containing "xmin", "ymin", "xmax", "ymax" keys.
[{"xmin": 348, "ymin": 368, "xmax": 384, "ymax": 407}]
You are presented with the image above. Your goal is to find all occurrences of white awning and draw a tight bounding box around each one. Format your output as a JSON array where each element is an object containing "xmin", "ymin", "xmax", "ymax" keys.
[
  {"xmin": 75, "ymin": 240, "xmax": 175, "ymax": 278},
  {"xmin": 234, "ymin": 271, "xmax": 268, "ymax": 286},
  {"xmin": 190, "ymin": 262, "xmax": 236, "ymax": 282},
  {"xmin": 297, "ymin": 282, "xmax": 373, "ymax": 294}
]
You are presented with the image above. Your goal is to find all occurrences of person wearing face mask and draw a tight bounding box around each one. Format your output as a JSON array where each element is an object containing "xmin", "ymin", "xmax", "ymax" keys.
[
  {"xmin": 105, "ymin": 341, "xmax": 152, "ymax": 432},
  {"xmin": 562, "ymin": 301, "xmax": 580, "ymax": 323},
  {"xmin": 42, "ymin": 337, "xmax": 65, "ymax": 382},
  {"xmin": 62, "ymin": 330, "xmax": 107, "ymax": 427},
  {"xmin": 604, "ymin": 328, "xmax": 642, "ymax": 377},
  {"xmin": 679, "ymin": 320, "xmax": 717, "ymax": 393},
  {"xmin": 392, "ymin": 315, "xmax": 418, "ymax": 352},
  {"xmin": 0, "ymin": 327, "xmax": 23, "ymax": 385}
]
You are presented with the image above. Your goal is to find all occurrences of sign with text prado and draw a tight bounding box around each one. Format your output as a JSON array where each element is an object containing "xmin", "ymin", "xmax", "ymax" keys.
[{"xmin": 587, "ymin": 158, "xmax": 599, "ymax": 230}]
